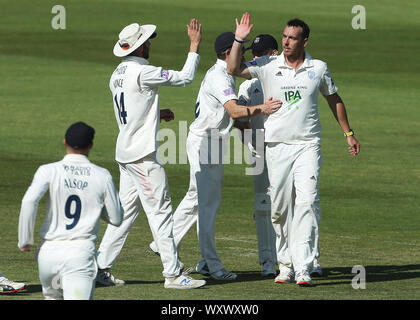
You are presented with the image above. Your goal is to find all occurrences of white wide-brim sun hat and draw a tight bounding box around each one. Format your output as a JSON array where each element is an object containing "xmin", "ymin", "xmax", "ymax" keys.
[{"xmin": 113, "ymin": 23, "xmax": 157, "ymax": 57}]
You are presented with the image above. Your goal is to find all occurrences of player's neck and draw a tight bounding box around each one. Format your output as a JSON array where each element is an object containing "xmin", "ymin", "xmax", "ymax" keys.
[
  {"xmin": 285, "ymin": 51, "xmax": 305, "ymax": 70},
  {"xmin": 66, "ymin": 148, "xmax": 90, "ymax": 157}
]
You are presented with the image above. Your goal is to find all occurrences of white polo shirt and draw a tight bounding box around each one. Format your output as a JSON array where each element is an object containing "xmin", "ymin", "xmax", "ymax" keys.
[
  {"xmin": 246, "ymin": 52, "xmax": 338, "ymax": 145},
  {"xmin": 189, "ymin": 59, "xmax": 237, "ymax": 139},
  {"xmin": 18, "ymin": 154, "xmax": 123, "ymax": 248},
  {"xmin": 110, "ymin": 52, "xmax": 200, "ymax": 163}
]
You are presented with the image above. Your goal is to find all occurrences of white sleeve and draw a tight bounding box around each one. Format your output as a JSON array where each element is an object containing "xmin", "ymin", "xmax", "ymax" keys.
[
  {"xmin": 319, "ymin": 64, "xmax": 338, "ymax": 96},
  {"xmin": 238, "ymin": 81, "xmax": 251, "ymax": 106},
  {"xmin": 212, "ymin": 74, "xmax": 238, "ymax": 107},
  {"xmin": 18, "ymin": 166, "xmax": 50, "ymax": 249},
  {"xmin": 101, "ymin": 173, "xmax": 124, "ymax": 227},
  {"xmin": 245, "ymin": 56, "xmax": 269, "ymax": 80},
  {"xmin": 140, "ymin": 52, "xmax": 200, "ymax": 88}
]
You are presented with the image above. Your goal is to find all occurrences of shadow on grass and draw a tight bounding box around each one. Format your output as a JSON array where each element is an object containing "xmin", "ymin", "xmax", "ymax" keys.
[
  {"xmin": 187, "ymin": 270, "xmax": 274, "ymax": 286},
  {"xmin": 96, "ymin": 280, "xmax": 164, "ymax": 288},
  {"xmin": 314, "ymin": 264, "xmax": 420, "ymax": 286},
  {"xmin": 181, "ymin": 264, "xmax": 420, "ymax": 287}
]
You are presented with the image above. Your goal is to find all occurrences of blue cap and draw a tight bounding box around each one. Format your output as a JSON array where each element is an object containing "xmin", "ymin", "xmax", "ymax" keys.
[{"xmin": 65, "ymin": 122, "xmax": 95, "ymax": 149}]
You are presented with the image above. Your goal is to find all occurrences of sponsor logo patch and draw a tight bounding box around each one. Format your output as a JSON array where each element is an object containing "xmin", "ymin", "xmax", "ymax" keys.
[
  {"xmin": 161, "ymin": 70, "xmax": 169, "ymax": 80},
  {"xmin": 223, "ymin": 88, "xmax": 235, "ymax": 96}
]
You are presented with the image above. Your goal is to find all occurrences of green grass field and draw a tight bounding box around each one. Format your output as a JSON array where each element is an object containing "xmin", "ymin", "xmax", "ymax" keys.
[{"xmin": 1, "ymin": 0, "xmax": 420, "ymax": 304}]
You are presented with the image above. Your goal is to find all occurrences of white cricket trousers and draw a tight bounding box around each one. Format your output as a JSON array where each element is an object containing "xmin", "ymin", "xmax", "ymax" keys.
[
  {"xmin": 168, "ymin": 132, "xmax": 200, "ymax": 250},
  {"xmin": 97, "ymin": 152, "xmax": 180, "ymax": 278},
  {"xmin": 252, "ymin": 155, "xmax": 277, "ymax": 265},
  {"xmin": 265, "ymin": 142, "xmax": 321, "ymax": 272},
  {"xmin": 37, "ymin": 239, "xmax": 97, "ymax": 300},
  {"xmin": 171, "ymin": 132, "xmax": 226, "ymax": 274}
]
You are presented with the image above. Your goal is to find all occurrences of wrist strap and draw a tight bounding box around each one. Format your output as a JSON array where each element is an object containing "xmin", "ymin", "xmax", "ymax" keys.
[
  {"xmin": 344, "ymin": 129, "xmax": 354, "ymax": 137},
  {"xmin": 234, "ymin": 37, "xmax": 246, "ymax": 43}
]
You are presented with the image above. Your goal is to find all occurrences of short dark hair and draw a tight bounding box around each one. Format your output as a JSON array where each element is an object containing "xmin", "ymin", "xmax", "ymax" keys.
[
  {"xmin": 287, "ymin": 18, "xmax": 310, "ymax": 40},
  {"xmin": 217, "ymin": 51, "xmax": 228, "ymax": 60}
]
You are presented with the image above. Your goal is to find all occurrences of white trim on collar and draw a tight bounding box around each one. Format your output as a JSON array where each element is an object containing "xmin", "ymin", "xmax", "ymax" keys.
[
  {"xmin": 278, "ymin": 51, "xmax": 314, "ymax": 69},
  {"xmin": 63, "ymin": 154, "xmax": 90, "ymax": 162}
]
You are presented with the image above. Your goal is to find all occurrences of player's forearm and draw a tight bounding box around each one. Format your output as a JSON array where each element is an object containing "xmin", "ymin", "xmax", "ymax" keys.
[
  {"xmin": 18, "ymin": 200, "xmax": 38, "ymax": 249},
  {"xmin": 189, "ymin": 41, "xmax": 200, "ymax": 54},
  {"xmin": 177, "ymin": 52, "xmax": 201, "ymax": 86},
  {"xmin": 335, "ymin": 102, "xmax": 352, "ymax": 133},
  {"xmin": 227, "ymin": 41, "xmax": 243, "ymax": 76},
  {"xmin": 228, "ymin": 104, "xmax": 264, "ymax": 119},
  {"xmin": 327, "ymin": 94, "xmax": 352, "ymax": 133}
]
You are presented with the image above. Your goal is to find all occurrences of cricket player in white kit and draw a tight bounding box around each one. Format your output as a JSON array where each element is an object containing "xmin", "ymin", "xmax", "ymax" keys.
[
  {"xmin": 228, "ymin": 13, "xmax": 360, "ymax": 286},
  {"xmin": 95, "ymin": 19, "xmax": 206, "ymax": 289},
  {"xmin": 237, "ymin": 34, "xmax": 279, "ymax": 277},
  {"xmin": 150, "ymin": 32, "xmax": 282, "ymax": 281},
  {"xmin": 18, "ymin": 122, "xmax": 124, "ymax": 300}
]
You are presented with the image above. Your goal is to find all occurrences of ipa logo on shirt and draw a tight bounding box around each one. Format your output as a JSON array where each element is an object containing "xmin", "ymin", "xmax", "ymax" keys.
[{"xmin": 285, "ymin": 90, "xmax": 302, "ymax": 104}]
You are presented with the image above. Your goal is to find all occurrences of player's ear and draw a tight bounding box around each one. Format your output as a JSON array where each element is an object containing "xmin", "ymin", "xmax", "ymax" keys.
[
  {"xmin": 63, "ymin": 139, "xmax": 68, "ymax": 147},
  {"xmin": 272, "ymin": 49, "xmax": 278, "ymax": 56}
]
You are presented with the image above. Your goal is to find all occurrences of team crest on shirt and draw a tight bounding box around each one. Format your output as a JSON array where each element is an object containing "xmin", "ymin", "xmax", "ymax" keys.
[
  {"xmin": 308, "ymin": 70, "xmax": 315, "ymax": 80},
  {"xmin": 161, "ymin": 70, "xmax": 169, "ymax": 80}
]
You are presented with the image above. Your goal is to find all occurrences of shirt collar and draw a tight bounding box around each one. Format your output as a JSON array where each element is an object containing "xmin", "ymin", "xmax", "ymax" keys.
[
  {"xmin": 63, "ymin": 154, "xmax": 90, "ymax": 162},
  {"xmin": 278, "ymin": 51, "xmax": 313, "ymax": 70},
  {"xmin": 216, "ymin": 59, "xmax": 228, "ymax": 69},
  {"xmin": 122, "ymin": 56, "xmax": 150, "ymax": 65}
]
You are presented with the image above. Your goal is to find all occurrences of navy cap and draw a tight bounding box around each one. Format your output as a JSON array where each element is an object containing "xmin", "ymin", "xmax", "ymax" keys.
[
  {"xmin": 65, "ymin": 122, "xmax": 95, "ymax": 149},
  {"xmin": 214, "ymin": 32, "xmax": 235, "ymax": 54},
  {"xmin": 247, "ymin": 34, "xmax": 278, "ymax": 52}
]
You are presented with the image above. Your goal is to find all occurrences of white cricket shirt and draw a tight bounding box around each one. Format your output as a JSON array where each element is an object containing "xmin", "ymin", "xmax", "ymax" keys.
[
  {"xmin": 246, "ymin": 52, "xmax": 338, "ymax": 144},
  {"xmin": 189, "ymin": 59, "xmax": 237, "ymax": 139},
  {"xmin": 110, "ymin": 52, "xmax": 200, "ymax": 163},
  {"xmin": 18, "ymin": 154, "xmax": 123, "ymax": 248},
  {"xmin": 238, "ymin": 78, "xmax": 265, "ymax": 130}
]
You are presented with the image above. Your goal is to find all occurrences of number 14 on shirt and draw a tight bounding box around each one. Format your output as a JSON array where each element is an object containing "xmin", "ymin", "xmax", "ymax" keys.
[{"xmin": 114, "ymin": 92, "xmax": 128, "ymax": 124}]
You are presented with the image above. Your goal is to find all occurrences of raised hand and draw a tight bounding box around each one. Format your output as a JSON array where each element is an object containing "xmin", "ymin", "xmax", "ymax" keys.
[
  {"xmin": 187, "ymin": 18, "xmax": 202, "ymax": 53},
  {"xmin": 235, "ymin": 12, "xmax": 253, "ymax": 41}
]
